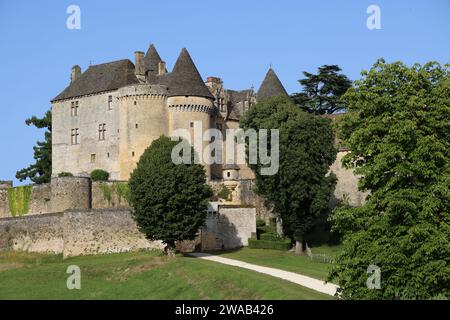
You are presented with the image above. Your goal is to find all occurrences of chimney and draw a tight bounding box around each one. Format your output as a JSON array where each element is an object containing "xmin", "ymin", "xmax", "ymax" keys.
[
  {"xmin": 206, "ymin": 77, "xmax": 222, "ymax": 84},
  {"xmin": 134, "ymin": 51, "xmax": 145, "ymax": 76},
  {"xmin": 71, "ymin": 65, "xmax": 81, "ymax": 83},
  {"xmin": 158, "ymin": 61, "xmax": 166, "ymax": 75},
  {"xmin": 205, "ymin": 76, "xmax": 222, "ymax": 90}
]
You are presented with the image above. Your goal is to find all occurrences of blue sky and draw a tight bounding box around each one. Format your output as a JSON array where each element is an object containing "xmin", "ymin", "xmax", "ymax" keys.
[{"xmin": 0, "ymin": 0, "xmax": 449, "ymax": 185}]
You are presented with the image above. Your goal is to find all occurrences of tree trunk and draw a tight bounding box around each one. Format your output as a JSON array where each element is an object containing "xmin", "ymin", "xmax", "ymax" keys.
[{"xmin": 295, "ymin": 240, "xmax": 303, "ymax": 255}]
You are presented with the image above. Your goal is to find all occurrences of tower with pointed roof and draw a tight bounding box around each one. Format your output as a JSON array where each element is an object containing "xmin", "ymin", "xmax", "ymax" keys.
[
  {"xmin": 257, "ymin": 68, "xmax": 288, "ymax": 101},
  {"xmin": 50, "ymin": 44, "xmax": 288, "ymax": 181}
]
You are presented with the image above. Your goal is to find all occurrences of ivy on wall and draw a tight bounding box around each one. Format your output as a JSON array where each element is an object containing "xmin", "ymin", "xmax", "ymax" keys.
[
  {"xmin": 100, "ymin": 183, "xmax": 112, "ymax": 204},
  {"xmin": 115, "ymin": 183, "xmax": 131, "ymax": 203},
  {"xmin": 7, "ymin": 186, "xmax": 32, "ymax": 216},
  {"xmin": 99, "ymin": 182, "xmax": 131, "ymax": 205},
  {"xmin": 217, "ymin": 185, "xmax": 231, "ymax": 201}
]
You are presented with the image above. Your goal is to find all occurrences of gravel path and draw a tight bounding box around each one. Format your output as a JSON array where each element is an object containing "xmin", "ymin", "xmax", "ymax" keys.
[{"xmin": 188, "ymin": 252, "xmax": 338, "ymax": 296}]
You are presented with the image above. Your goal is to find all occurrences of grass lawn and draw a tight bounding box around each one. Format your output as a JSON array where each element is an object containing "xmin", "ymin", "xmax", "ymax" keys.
[
  {"xmin": 0, "ymin": 250, "xmax": 331, "ymax": 300},
  {"xmin": 215, "ymin": 245, "xmax": 342, "ymax": 281}
]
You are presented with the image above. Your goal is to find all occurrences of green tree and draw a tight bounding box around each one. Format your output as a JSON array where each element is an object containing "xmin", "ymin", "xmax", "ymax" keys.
[
  {"xmin": 291, "ymin": 65, "xmax": 352, "ymax": 114},
  {"xmin": 240, "ymin": 96, "xmax": 337, "ymax": 253},
  {"xmin": 16, "ymin": 110, "xmax": 52, "ymax": 184},
  {"xmin": 128, "ymin": 136, "xmax": 213, "ymax": 255},
  {"xmin": 329, "ymin": 60, "xmax": 450, "ymax": 299}
]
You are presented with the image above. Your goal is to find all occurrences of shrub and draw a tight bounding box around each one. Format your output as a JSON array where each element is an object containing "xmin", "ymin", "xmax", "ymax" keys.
[
  {"xmin": 217, "ymin": 185, "xmax": 230, "ymax": 200},
  {"xmin": 260, "ymin": 232, "xmax": 279, "ymax": 241},
  {"xmin": 256, "ymin": 218, "xmax": 266, "ymax": 228},
  {"xmin": 257, "ymin": 225, "xmax": 276, "ymax": 239},
  {"xmin": 90, "ymin": 169, "xmax": 109, "ymax": 181},
  {"xmin": 248, "ymin": 238, "xmax": 291, "ymax": 251},
  {"xmin": 58, "ymin": 172, "xmax": 73, "ymax": 177}
]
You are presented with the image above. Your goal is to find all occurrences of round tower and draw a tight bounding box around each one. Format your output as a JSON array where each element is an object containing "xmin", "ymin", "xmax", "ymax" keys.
[
  {"xmin": 117, "ymin": 83, "xmax": 169, "ymax": 180},
  {"xmin": 167, "ymin": 48, "xmax": 216, "ymax": 179}
]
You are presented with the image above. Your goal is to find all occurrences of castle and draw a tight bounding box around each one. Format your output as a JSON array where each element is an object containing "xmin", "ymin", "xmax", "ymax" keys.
[
  {"xmin": 51, "ymin": 44, "xmax": 288, "ymax": 181},
  {"xmin": 0, "ymin": 44, "xmax": 367, "ymax": 257}
]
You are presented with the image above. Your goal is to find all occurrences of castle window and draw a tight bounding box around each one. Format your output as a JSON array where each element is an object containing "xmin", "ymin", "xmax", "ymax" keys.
[
  {"xmin": 90, "ymin": 154, "xmax": 96, "ymax": 163},
  {"xmin": 132, "ymin": 151, "xmax": 135, "ymax": 157},
  {"xmin": 134, "ymin": 101, "xmax": 137, "ymax": 106},
  {"xmin": 107, "ymin": 152, "xmax": 110, "ymax": 158},
  {"xmin": 135, "ymin": 123, "xmax": 138, "ymax": 129},
  {"xmin": 219, "ymin": 98, "xmax": 225, "ymax": 112},
  {"xmin": 108, "ymin": 95, "xmax": 113, "ymax": 110},
  {"xmin": 71, "ymin": 128, "xmax": 79, "ymax": 145},
  {"xmin": 71, "ymin": 101, "xmax": 79, "ymax": 116},
  {"xmin": 227, "ymin": 172, "xmax": 231, "ymax": 177},
  {"xmin": 98, "ymin": 123, "xmax": 106, "ymax": 141},
  {"xmin": 190, "ymin": 122, "xmax": 194, "ymax": 128}
]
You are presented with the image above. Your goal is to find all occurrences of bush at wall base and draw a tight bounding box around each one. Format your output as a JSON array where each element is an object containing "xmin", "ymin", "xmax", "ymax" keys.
[
  {"xmin": 248, "ymin": 238, "xmax": 291, "ymax": 250},
  {"xmin": 58, "ymin": 172, "xmax": 74, "ymax": 177},
  {"xmin": 90, "ymin": 169, "xmax": 109, "ymax": 182}
]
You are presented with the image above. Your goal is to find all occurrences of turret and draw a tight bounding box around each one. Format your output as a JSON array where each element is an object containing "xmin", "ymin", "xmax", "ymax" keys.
[
  {"xmin": 167, "ymin": 48, "xmax": 215, "ymax": 179},
  {"xmin": 257, "ymin": 68, "xmax": 288, "ymax": 101}
]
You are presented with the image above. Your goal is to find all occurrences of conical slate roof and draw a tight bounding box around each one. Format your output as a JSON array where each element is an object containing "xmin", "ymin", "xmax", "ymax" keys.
[
  {"xmin": 167, "ymin": 48, "xmax": 214, "ymax": 99},
  {"xmin": 257, "ymin": 68, "xmax": 288, "ymax": 100},
  {"xmin": 143, "ymin": 44, "xmax": 162, "ymax": 76}
]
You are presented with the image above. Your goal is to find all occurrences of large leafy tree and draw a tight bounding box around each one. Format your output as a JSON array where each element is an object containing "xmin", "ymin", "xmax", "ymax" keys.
[
  {"xmin": 329, "ymin": 60, "xmax": 450, "ymax": 299},
  {"xmin": 240, "ymin": 96, "xmax": 337, "ymax": 253},
  {"xmin": 291, "ymin": 65, "xmax": 352, "ymax": 115},
  {"xmin": 16, "ymin": 110, "xmax": 52, "ymax": 184},
  {"xmin": 128, "ymin": 136, "xmax": 212, "ymax": 255}
]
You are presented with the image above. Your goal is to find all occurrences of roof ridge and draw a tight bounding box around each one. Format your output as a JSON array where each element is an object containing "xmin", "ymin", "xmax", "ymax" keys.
[{"xmin": 87, "ymin": 59, "xmax": 133, "ymax": 68}]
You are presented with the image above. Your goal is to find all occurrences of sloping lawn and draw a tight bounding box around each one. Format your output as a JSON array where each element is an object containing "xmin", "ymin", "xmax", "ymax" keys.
[
  {"xmin": 0, "ymin": 250, "xmax": 331, "ymax": 300},
  {"xmin": 215, "ymin": 245, "xmax": 342, "ymax": 281}
]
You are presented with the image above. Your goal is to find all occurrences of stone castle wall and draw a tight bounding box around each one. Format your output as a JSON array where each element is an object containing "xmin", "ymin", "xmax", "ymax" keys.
[
  {"xmin": 0, "ymin": 212, "xmax": 64, "ymax": 253},
  {"xmin": 0, "ymin": 178, "xmax": 134, "ymax": 219},
  {"xmin": 0, "ymin": 207, "xmax": 255, "ymax": 257},
  {"xmin": 329, "ymin": 151, "xmax": 369, "ymax": 207},
  {"xmin": 201, "ymin": 206, "xmax": 256, "ymax": 250},
  {"xmin": 0, "ymin": 209, "xmax": 163, "ymax": 257},
  {"xmin": 52, "ymin": 91, "xmax": 121, "ymax": 180},
  {"xmin": 0, "ymin": 183, "xmax": 53, "ymax": 218},
  {"xmin": 91, "ymin": 181, "xmax": 130, "ymax": 209},
  {"xmin": 0, "ymin": 177, "xmax": 92, "ymax": 218}
]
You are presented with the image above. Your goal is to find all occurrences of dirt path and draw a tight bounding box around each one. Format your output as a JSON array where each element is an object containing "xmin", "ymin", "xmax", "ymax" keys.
[{"xmin": 188, "ymin": 252, "xmax": 338, "ymax": 296}]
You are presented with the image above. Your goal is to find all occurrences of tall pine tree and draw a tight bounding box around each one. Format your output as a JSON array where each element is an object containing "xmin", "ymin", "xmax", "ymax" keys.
[
  {"xmin": 292, "ymin": 65, "xmax": 351, "ymax": 115},
  {"xmin": 16, "ymin": 110, "xmax": 52, "ymax": 184}
]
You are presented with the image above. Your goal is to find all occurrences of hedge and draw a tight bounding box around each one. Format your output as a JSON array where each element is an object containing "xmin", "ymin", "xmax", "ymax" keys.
[
  {"xmin": 260, "ymin": 233, "xmax": 280, "ymax": 241},
  {"xmin": 90, "ymin": 169, "xmax": 109, "ymax": 181},
  {"xmin": 248, "ymin": 238, "xmax": 291, "ymax": 250}
]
